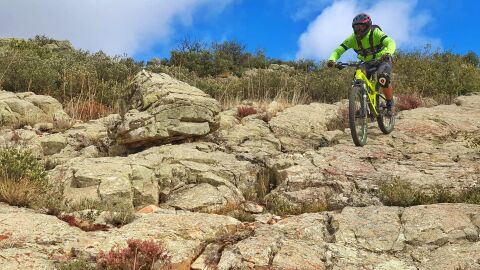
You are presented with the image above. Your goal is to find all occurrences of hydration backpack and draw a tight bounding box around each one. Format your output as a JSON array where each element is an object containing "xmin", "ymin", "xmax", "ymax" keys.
[{"xmin": 356, "ymin": 25, "xmax": 385, "ymax": 59}]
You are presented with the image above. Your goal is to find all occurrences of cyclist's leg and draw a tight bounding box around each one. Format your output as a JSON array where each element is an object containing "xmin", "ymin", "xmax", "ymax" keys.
[{"xmin": 377, "ymin": 58, "xmax": 394, "ymax": 114}]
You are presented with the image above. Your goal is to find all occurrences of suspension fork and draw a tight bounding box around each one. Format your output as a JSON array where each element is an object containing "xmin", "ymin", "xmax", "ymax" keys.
[{"xmin": 353, "ymin": 80, "xmax": 369, "ymax": 118}]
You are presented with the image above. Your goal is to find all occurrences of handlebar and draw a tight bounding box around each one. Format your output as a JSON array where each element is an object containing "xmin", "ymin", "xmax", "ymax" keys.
[{"xmin": 335, "ymin": 60, "xmax": 381, "ymax": 70}]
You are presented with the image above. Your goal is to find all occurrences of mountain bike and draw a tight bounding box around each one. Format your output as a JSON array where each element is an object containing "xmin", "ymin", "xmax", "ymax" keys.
[{"xmin": 336, "ymin": 61, "xmax": 395, "ymax": 146}]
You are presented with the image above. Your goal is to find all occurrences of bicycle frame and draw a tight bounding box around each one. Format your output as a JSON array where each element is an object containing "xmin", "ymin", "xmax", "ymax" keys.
[
  {"xmin": 353, "ymin": 68, "xmax": 380, "ymax": 117},
  {"xmin": 335, "ymin": 60, "xmax": 395, "ymax": 146}
]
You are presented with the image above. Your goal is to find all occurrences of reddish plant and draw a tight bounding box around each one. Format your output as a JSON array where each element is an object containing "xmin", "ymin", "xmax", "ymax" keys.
[
  {"xmin": 96, "ymin": 239, "xmax": 172, "ymax": 270},
  {"xmin": 66, "ymin": 100, "xmax": 111, "ymax": 122},
  {"xmin": 236, "ymin": 105, "xmax": 257, "ymax": 118},
  {"xmin": 395, "ymin": 94, "xmax": 423, "ymax": 111},
  {"xmin": 59, "ymin": 215, "xmax": 109, "ymax": 232}
]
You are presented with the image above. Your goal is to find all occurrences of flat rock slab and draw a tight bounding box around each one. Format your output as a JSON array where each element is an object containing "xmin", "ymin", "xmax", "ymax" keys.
[{"xmin": 215, "ymin": 204, "xmax": 480, "ymax": 270}]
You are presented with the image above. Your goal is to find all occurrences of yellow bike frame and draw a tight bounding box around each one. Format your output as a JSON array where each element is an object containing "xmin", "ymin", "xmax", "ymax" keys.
[{"xmin": 354, "ymin": 69, "xmax": 380, "ymax": 116}]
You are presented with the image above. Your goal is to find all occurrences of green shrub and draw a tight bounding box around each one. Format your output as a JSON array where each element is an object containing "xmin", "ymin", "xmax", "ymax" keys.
[
  {"xmin": 0, "ymin": 148, "xmax": 47, "ymax": 183},
  {"xmin": 0, "ymin": 36, "xmax": 142, "ymax": 109},
  {"xmin": 378, "ymin": 177, "xmax": 480, "ymax": 207},
  {"xmin": 0, "ymin": 148, "xmax": 66, "ymax": 212},
  {"xmin": 0, "ymin": 148, "xmax": 48, "ymax": 207}
]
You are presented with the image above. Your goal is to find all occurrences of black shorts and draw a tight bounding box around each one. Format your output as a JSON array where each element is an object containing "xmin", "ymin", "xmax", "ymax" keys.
[{"xmin": 360, "ymin": 58, "xmax": 393, "ymax": 80}]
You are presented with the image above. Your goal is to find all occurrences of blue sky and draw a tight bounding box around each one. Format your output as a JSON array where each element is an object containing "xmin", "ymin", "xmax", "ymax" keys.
[{"xmin": 0, "ymin": 0, "xmax": 478, "ymax": 62}]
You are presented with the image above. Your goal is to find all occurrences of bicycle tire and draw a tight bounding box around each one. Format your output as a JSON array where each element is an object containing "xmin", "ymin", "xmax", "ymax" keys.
[
  {"xmin": 376, "ymin": 94, "xmax": 395, "ymax": 134},
  {"xmin": 349, "ymin": 86, "xmax": 368, "ymax": 146}
]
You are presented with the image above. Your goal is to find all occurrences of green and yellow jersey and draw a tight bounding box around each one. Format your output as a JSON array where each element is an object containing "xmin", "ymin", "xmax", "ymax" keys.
[{"xmin": 328, "ymin": 27, "xmax": 396, "ymax": 62}]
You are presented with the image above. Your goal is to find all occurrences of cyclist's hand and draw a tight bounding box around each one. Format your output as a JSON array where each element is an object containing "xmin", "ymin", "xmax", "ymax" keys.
[
  {"xmin": 327, "ymin": 60, "xmax": 335, "ymax": 68},
  {"xmin": 381, "ymin": 54, "xmax": 392, "ymax": 62}
]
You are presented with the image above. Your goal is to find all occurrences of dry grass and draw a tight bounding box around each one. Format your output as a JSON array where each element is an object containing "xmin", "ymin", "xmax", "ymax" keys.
[
  {"xmin": 203, "ymin": 203, "xmax": 256, "ymax": 223},
  {"xmin": 265, "ymin": 195, "xmax": 328, "ymax": 216},
  {"xmin": 0, "ymin": 174, "xmax": 42, "ymax": 208},
  {"xmin": 65, "ymin": 99, "xmax": 111, "ymax": 122}
]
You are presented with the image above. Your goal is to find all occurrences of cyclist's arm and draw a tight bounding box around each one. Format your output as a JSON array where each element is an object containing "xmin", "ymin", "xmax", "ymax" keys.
[
  {"xmin": 376, "ymin": 29, "xmax": 396, "ymax": 56},
  {"xmin": 328, "ymin": 35, "xmax": 354, "ymax": 61}
]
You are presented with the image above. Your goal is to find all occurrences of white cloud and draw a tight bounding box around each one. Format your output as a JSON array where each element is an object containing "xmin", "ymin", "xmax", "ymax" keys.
[
  {"xmin": 0, "ymin": 0, "xmax": 234, "ymax": 56},
  {"xmin": 296, "ymin": 0, "xmax": 439, "ymax": 60}
]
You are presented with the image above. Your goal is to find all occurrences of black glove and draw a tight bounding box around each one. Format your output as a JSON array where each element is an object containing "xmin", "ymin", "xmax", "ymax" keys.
[
  {"xmin": 381, "ymin": 54, "xmax": 392, "ymax": 62},
  {"xmin": 327, "ymin": 60, "xmax": 335, "ymax": 68}
]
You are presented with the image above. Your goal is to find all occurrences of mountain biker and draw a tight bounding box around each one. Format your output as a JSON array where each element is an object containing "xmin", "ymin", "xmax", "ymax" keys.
[{"xmin": 327, "ymin": 13, "xmax": 396, "ymax": 115}]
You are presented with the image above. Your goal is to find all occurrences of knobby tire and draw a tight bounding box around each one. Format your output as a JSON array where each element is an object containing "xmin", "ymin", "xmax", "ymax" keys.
[
  {"xmin": 349, "ymin": 86, "xmax": 368, "ymax": 147},
  {"xmin": 376, "ymin": 94, "xmax": 395, "ymax": 134}
]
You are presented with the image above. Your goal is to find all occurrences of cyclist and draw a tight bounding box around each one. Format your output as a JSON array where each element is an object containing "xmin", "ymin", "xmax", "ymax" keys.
[{"xmin": 327, "ymin": 13, "xmax": 396, "ymax": 115}]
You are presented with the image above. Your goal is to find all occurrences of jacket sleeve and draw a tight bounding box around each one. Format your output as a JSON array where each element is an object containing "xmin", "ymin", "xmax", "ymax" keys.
[
  {"xmin": 376, "ymin": 29, "xmax": 396, "ymax": 56},
  {"xmin": 328, "ymin": 36, "xmax": 353, "ymax": 61}
]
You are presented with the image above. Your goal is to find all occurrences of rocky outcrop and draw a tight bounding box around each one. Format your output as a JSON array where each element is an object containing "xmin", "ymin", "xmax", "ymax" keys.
[
  {"xmin": 269, "ymin": 103, "xmax": 345, "ymax": 152},
  {"xmin": 264, "ymin": 94, "xmax": 480, "ymax": 210},
  {"xmin": 212, "ymin": 113, "xmax": 282, "ymax": 162},
  {"xmin": 0, "ymin": 91, "xmax": 71, "ymax": 130},
  {"xmin": 0, "ymin": 114, "xmax": 117, "ymax": 165},
  {"xmin": 2, "ymin": 203, "xmax": 478, "ymax": 270},
  {"xmin": 216, "ymin": 204, "xmax": 480, "ymax": 270},
  {"xmin": 113, "ymin": 71, "xmax": 221, "ymax": 148},
  {"xmin": 50, "ymin": 142, "xmax": 261, "ymax": 212},
  {"xmin": 0, "ymin": 203, "xmax": 240, "ymax": 270}
]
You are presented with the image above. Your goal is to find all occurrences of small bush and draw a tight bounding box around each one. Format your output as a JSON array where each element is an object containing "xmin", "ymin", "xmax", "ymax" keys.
[
  {"xmin": 395, "ymin": 93, "xmax": 423, "ymax": 111},
  {"xmin": 236, "ymin": 105, "xmax": 257, "ymax": 118},
  {"xmin": 96, "ymin": 239, "xmax": 171, "ymax": 270},
  {"xmin": 0, "ymin": 148, "xmax": 56, "ymax": 208},
  {"xmin": 378, "ymin": 178, "xmax": 421, "ymax": 207},
  {"xmin": 0, "ymin": 148, "xmax": 47, "ymax": 183},
  {"xmin": 103, "ymin": 203, "xmax": 136, "ymax": 227}
]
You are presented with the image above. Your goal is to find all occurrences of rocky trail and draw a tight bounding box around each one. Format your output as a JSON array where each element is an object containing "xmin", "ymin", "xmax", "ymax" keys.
[{"xmin": 0, "ymin": 71, "xmax": 479, "ymax": 269}]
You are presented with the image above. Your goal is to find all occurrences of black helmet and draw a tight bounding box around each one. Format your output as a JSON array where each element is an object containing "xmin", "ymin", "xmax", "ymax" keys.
[{"xmin": 352, "ymin": 13, "xmax": 372, "ymax": 37}]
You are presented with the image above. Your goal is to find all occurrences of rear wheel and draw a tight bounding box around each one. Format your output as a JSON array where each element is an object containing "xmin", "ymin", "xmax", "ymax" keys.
[
  {"xmin": 376, "ymin": 94, "xmax": 395, "ymax": 134},
  {"xmin": 349, "ymin": 86, "xmax": 368, "ymax": 146}
]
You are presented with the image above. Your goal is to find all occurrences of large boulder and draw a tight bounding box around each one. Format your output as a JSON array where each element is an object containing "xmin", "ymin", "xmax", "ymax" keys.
[
  {"xmin": 113, "ymin": 71, "xmax": 221, "ymax": 148},
  {"xmin": 0, "ymin": 91, "xmax": 71, "ymax": 130},
  {"xmin": 269, "ymin": 103, "xmax": 345, "ymax": 152}
]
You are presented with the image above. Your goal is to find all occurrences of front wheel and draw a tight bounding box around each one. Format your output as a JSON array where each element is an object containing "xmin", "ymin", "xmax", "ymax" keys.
[
  {"xmin": 376, "ymin": 94, "xmax": 395, "ymax": 134},
  {"xmin": 349, "ymin": 86, "xmax": 368, "ymax": 146}
]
